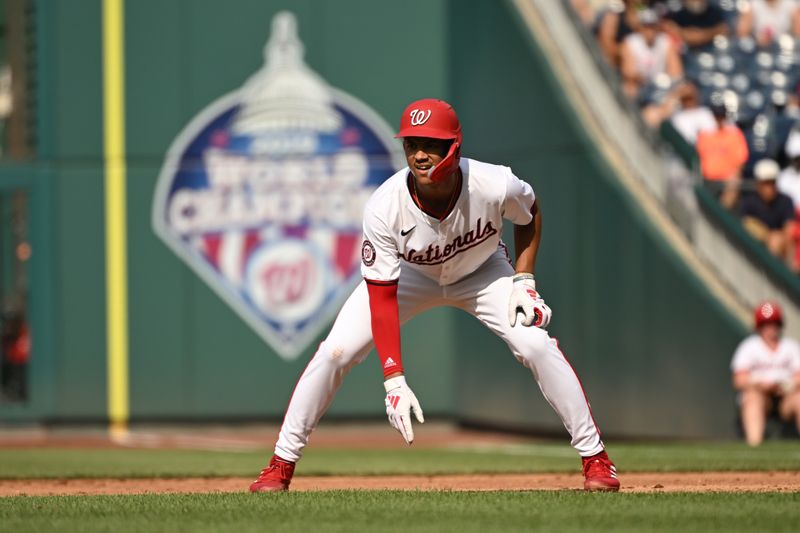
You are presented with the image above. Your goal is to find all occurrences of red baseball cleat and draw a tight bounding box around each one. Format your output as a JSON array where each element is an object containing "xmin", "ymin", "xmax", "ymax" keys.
[
  {"xmin": 582, "ymin": 450, "xmax": 620, "ymax": 492},
  {"xmin": 249, "ymin": 455, "xmax": 296, "ymax": 492}
]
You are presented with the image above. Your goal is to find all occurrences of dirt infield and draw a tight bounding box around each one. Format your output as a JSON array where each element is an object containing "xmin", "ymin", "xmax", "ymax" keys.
[
  {"xmin": 0, "ymin": 422, "xmax": 532, "ymax": 450},
  {"xmin": 2, "ymin": 471, "xmax": 799, "ymax": 496},
  {"xmin": 2, "ymin": 423, "xmax": 799, "ymax": 496}
]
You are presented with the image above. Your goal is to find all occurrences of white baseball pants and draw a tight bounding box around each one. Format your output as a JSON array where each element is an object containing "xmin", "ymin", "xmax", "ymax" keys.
[{"xmin": 274, "ymin": 249, "xmax": 605, "ymax": 461}]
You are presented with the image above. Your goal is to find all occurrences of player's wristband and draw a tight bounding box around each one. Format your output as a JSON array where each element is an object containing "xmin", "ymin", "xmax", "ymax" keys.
[
  {"xmin": 512, "ymin": 273, "xmax": 535, "ymax": 283},
  {"xmin": 384, "ymin": 375, "xmax": 407, "ymax": 393}
]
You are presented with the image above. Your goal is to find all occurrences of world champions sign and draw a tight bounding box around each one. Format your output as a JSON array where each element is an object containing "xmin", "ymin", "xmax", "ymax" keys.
[{"xmin": 152, "ymin": 12, "xmax": 403, "ymax": 360}]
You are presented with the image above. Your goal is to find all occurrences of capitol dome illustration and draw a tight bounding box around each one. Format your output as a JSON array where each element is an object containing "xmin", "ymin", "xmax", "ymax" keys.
[{"xmin": 232, "ymin": 11, "xmax": 343, "ymax": 138}]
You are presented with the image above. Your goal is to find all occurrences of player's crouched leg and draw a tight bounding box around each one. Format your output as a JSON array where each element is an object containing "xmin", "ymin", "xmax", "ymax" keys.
[
  {"xmin": 504, "ymin": 325, "xmax": 552, "ymax": 370},
  {"xmin": 252, "ymin": 340, "xmax": 372, "ymax": 493},
  {"xmin": 313, "ymin": 339, "xmax": 369, "ymax": 373},
  {"xmin": 503, "ymin": 326, "xmax": 619, "ymax": 491}
]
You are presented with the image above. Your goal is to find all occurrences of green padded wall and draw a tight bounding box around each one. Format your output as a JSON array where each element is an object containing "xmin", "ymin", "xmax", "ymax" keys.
[{"xmin": 1, "ymin": 1, "xmax": 749, "ymax": 439}]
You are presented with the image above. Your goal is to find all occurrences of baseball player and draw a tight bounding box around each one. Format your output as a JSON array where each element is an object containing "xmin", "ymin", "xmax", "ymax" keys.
[
  {"xmin": 250, "ymin": 98, "xmax": 620, "ymax": 492},
  {"xmin": 732, "ymin": 301, "xmax": 800, "ymax": 446}
]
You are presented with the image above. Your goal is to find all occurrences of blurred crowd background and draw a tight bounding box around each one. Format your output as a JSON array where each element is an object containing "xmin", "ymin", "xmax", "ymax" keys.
[{"xmin": 572, "ymin": 0, "xmax": 800, "ymax": 272}]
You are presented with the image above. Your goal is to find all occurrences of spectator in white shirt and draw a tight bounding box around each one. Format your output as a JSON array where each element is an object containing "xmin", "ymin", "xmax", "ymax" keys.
[
  {"xmin": 620, "ymin": 8, "xmax": 683, "ymax": 100},
  {"xmin": 778, "ymin": 130, "xmax": 800, "ymax": 210},
  {"xmin": 737, "ymin": 0, "xmax": 800, "ymax": 47},
  {"xmin": 778, "ymin": 130, "xmax": 800, "ymax": 271},
  {"xmin": 668, "ymin": 82, "xmax": 716, "ymax": 143}
]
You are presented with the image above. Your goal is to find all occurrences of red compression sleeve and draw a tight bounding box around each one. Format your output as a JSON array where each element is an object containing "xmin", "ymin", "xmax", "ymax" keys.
[{"xmin": 365, "ymin": 280, "xmax": 404, "ymax": 377}]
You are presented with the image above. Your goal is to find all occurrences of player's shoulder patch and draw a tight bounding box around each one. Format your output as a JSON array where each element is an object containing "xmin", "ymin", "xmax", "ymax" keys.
[{"xmin": 361, "ymin": 239, "xmax": 376, "ymax": 266}]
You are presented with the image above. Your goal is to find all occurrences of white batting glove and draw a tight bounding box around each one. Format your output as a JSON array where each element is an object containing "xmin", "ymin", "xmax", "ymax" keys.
[
  {"xmin": 384, "ymin": 376, "xmax": 425, "ymax": 445},
  {"xmin": 508, "ymin": 273, "xmax": 552, "ymax": 328}
]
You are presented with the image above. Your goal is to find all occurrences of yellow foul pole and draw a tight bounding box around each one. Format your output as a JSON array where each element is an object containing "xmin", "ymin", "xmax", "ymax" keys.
[{"xmin": 102, "ymin": 0, "xmax": 129, "ymax": 439}]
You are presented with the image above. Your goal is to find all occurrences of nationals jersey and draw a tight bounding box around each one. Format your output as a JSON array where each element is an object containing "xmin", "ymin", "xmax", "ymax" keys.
[
  {"xmin": 731, "ymin": 335, "xmax": 800, "ymax": 385},
  {"xmin": 360, "ymin": 157, "xmax": 535, "ymax": 286}
]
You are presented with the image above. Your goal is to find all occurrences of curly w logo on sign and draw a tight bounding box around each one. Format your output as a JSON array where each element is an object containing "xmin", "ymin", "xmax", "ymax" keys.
[
  {"xmin": 152, "ymin": 11, "xmax": 403, "ymax": 360},
  {"xmin": 260, "ymin": 258, "xmax": 313, "ymax": 307}
]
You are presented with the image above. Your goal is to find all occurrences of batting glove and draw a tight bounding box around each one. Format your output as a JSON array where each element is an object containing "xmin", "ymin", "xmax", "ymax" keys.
[
  {"xmin": 508, "ymin": 273, "xmax": 552, "ymax": 328},
  {"xmin": 384, "ymin": 376, "xmax": 425, "ymax": 445}
]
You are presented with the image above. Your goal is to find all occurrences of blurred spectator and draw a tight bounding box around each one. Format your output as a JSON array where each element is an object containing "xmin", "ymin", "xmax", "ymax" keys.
[
  {"xmin": 1, "ymin": 310, "xmax": 29, "ymax": 402},
  {"xmin": 695, "ymin": 103, "xmax": 749, "ymax": 208},
  {"xmin": 572, "ymin": 0, "xmax": 609, "ymax": 27},
  {"xmin": 666, "ymin": 81, "xmax": 716, "ymax": 140},
  {"xmin": 736, "ymin": 0, "xmax": 800, "ymax": 47},
  {"xmin": 778, "ymin": 130, "xmax": 800, "ymax": 270},
  {"xmin": 787, "ymin": 80, "xmax": 800, "ymax": 119},
  {"xmin": 0, "ymin": 65, "xmax": 11, "ymax": 157},
  {"xmin": 740, "ymin": 159, "xmax": 796, "ymax": 267},
  {"xmin": 777, "ymin": 130, "xmax": 800, "ymax": 207},
  {"xmin": 598, "ymin": 0, "xmax": 643, "ymax": 67},
  {"xmin": 732, "ymin": 301, "xmax": 800, "ymax": 446},
  {"xmin": 664, "ymin": 0, "xmax": 728, "ymax": 50},
  {"xmin": 620, "ymin": 8, "xmax": 684, "ymax": 99}
]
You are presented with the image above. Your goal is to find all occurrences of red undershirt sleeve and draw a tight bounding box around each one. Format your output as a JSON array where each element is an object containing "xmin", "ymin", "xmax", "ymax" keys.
[{"xmin": 365, "ymin": 279, "xmax": 403, "ymax": 377}]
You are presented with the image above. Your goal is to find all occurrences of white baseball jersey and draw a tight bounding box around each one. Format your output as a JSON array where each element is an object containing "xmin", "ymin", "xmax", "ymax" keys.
[
  {"xmin": 360, "ymin": 158, "xmax": 536, "ymax": 286},
  {"xmin": 731, "ymin": 335, "xmax": 800, "ymax": 385}
]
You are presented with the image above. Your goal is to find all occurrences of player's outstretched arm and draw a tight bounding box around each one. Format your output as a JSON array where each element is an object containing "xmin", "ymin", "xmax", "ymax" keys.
[
  {"xmin": 513, "ymin": 200, "xmax": 541, "ymax": 276},
  {"xmin": 509, "ymin": 201, "xmax": 551, "ymax": 328},
  {"xmin": 365, "ymin": 280, "xmax": 425, "ymax": 444}
]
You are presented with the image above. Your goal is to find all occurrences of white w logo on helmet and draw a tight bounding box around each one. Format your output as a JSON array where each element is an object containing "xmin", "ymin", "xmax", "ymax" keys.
[{"xmin": 409, "ymin": 109, "xmax": 431, "ymax": 126}]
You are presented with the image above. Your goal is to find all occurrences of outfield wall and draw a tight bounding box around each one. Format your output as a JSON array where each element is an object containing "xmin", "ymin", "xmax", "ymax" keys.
[{"xmin": 0, "ymin": 0, "xmax": 747, "ymax": 438}]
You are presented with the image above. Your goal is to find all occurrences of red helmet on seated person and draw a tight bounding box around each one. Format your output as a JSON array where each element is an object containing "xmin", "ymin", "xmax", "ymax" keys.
[{"xmin": 754, "ymin": 301, "xmax": 783, "ymax": 329}]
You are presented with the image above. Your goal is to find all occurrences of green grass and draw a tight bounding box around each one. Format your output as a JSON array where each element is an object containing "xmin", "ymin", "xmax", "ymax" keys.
[
  {"xmin": 1, "ymin": 491, "xmax": 799, "ymax": 533},
  {"xmin": 2, "ymin": 441, "xmax": 799, "ymax": 532},
  {"xmin": 1, "ymin": 441, "xmax": 799, "ymax": 479}
]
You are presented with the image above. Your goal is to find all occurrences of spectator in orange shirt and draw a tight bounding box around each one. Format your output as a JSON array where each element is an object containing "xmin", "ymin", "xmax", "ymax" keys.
[{"xmin": 695, "ymin": 103, "xmax": 749, "ymax": 209}]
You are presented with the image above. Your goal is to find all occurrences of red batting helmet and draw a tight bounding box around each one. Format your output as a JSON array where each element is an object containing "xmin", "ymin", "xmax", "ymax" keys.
[
  {"xmin": 754, "ymin": 301, "xmax": 783, "ymax": 329},
  {"xmin": 395, "ymin": 98, "xmax": 462, "ymax": 182}
]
